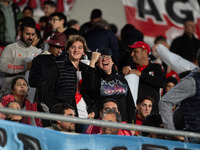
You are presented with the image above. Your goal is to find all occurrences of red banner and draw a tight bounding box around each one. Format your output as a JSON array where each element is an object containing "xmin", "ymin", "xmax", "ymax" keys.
[{"xmin": 122, "ymin": 0, "xmax": 200, "ymax": 44}]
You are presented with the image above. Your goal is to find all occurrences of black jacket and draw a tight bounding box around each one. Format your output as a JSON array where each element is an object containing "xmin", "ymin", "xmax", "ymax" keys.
[
  {"xmin": 29, "ymin": 54, "xmax": 57, "ymax": 101},
  {"xmin": 82, "ymin": 66, "xmax": 136, "ymax": 123},
  {"xmin": 170, "ymin": 33, "xmax": 200, "ymax": 63},
  {"xmin": 131, "ymin": 62, "xmax": 166, "ymax": 113},
  {"xmin": 42, "ymin": 57, "xmax": 96, "ymax": 115}
]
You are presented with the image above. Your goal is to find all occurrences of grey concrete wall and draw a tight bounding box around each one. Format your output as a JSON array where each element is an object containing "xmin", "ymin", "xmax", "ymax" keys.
[{"xmin": 68, "ymin": 0, "xmax": 127, "ymax": 32}]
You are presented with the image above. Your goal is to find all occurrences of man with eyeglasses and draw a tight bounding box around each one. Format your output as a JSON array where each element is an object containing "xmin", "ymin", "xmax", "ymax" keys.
[
  {"xmin": 85, "ymin": 98, "xmax": 132, "ymax": 135},
  {"xmin": 126, "ymin": 41, "xmax": 166, "ymax": 114},
  {"xmin": 82, "ymin": 47, "xmax": 136, "ymax": 124}
]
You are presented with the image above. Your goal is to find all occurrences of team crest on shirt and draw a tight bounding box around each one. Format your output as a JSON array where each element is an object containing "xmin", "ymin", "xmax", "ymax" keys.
[{"xmin": 149, "ymin": 71, "xmax": 154, "ymax": 76}]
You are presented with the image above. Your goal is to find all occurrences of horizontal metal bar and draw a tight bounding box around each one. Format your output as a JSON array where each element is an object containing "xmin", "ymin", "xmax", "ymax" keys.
[{"xmin": 0, "ymin": 107, "xmax": 200, "ymax": 138}]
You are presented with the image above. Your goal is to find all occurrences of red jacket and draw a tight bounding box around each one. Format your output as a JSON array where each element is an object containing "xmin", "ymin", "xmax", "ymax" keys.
[
  {"xmin": 1, "ymin": 94, "xmax": 43, "ymax": 127},
  {"xmin": 85, "ymin": 119, "xmax": 132, "ymax": 136}
]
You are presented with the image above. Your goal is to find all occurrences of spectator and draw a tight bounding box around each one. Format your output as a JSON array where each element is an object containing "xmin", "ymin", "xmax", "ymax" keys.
[
  {"xmin": 47, "ymin": 103, "xmax": 76, "ymax": 133},
  {"xmin": 101, "ymin": 109, "xmax": 121, "ymax": 135},
  {"xmin": 0, "ymin": 20, "xmax": 41, "ymax": 96},
  {"xmin": 1, "ymin": 77, "xmax": 43, "ymax": 127},
  {"xmin": 5, "ymin": 101, "xmax": 22, "ymax": 122},
  {"xmin": 42, "ymin": 0, "xmax": 56, "ymax": 41},
  {"xmin": 80, "ymin": 8, "xmax": 102, "ymax": 35},
  {"xmin": 135, "ymin": 95, "xmax": 154, "ymax": 135},
  {"xmin": 83, "ymin": 19, "xmax": 121, "ymax": 67},
  {"xmin": 50, "ymin": 12, "xmax": 67, "ymax": 33},
  {"xmin": 141, "ymin": 113, "xmax": 164, "ymax": 139},
  {"xmin": 120, "ymin": 24, "xmax": 143, "ymax": 73},
  {"xmin": 126, "ymin": 41, "xmax": 166, "ymax": 113},
  {"xmin": 42, "ymin": 35, "xmax": 96, "ymax": 124},
  {"xmin": 0, "ymin": 0, "xmax": 21, "ymax": 46},
  {"xmin": 163, "ymin": 77, "xmax": 178, "ymax": 95},
  {"xmin": 67, "ymin": 19, "xmax": 80, "ymax": 31},
  {"xmin": 22, "ymin": 6, "xmax": 33, "ymax": 18},
  {"xmin": 159, "ymin": 51, "xmax": 200, "ymax": 144},
  {"xmin": 82, "ymin": 48, "xmax": 136, "ymax": 123},
  {"xmin": 85, "ymin": 98, "xmax": 132, "ymax": 135},
  {"xmin": 29, "ymin": 33, "xmax": 66, "ymax": 126},
  {"xmin": 170, "ymin": 18, "xmax": 200, "ymax": 64}
]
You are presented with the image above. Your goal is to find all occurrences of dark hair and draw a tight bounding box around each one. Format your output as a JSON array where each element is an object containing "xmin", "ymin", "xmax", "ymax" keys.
[
  {"xmin": 90, "ymin": 9, "xmax": 102, "ymax": 20},
  {"xmin": 63, "ymin": 28, "xmax": 80, "ymax": 40},
  {"xmin": 141, "ymin": 113, "xmax": 162, "ymax": 136},
  {"xmin": 43, "ymin": 0, "xmax": 56, "ymax": 7},
  {"xmin": 39, "ymin": 16, "xmax": 48, "ymax": 23},
  {"xmin": 20, "ymin": 17, "xmax": 36, "ymax": 32},
  {"xmin": 100, "ymin": 98, "xmax": 118, "ymax": 112},
  {"xmin": 50, "ymin": 12, "xmax": 67, "ymax": 27},
  {"xmin": 110, "ymin": 24, "xmax": 118, "ymax": 35},
  {"xmin": 11, "ymin": 77, "xmax": 28, "ymax": 90},
  {"xmin": 67, "ymin": 19, "xmax": 79, "ymax": 29},
  {"xmin": 102, "ymin": 109, "xmax": 121, "ymax": 122},
  {"xmin": 51, "ymin": 103, "xmax": 75, "ymax": 124},
  {"xmin": 163, "ymin": 77, "xmax": 178, "ymax": 94},
  {"xmin": 154, "ymin": 35, "xmax": 166, "ymax": 44},
  {"xmin": 183, "ymin": 18, "xmax": 194, "ymax": 25},
  {"xmin": 35, "ymin": 28, "xmax": 43, "ymax": 49},
  {"xmin": 22, "ymin": 6, "xmax": 33, "ymax": 16},
  {"xmin": 136, "ymin": 95, "xmax": 154, "ymax": 105}
]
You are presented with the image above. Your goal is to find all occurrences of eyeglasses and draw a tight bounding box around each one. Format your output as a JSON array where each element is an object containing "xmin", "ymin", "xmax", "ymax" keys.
[
  {"xmin": 50, "ymin": 18, "xmax": 61, "ymax": 23},
  {"xmin": 99, "ymin": 55, "xmax": 111, "ymax": 60}
]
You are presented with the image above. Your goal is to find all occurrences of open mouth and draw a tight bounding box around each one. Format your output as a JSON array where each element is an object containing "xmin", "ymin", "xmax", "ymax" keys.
[{"xmin": 102, "ymin": 63, "xmax": 109, "ymax": 66}]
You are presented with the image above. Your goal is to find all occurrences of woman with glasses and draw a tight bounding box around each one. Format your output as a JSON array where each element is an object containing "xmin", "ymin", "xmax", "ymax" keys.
[{"xmin": 82, "ymin": 47, "xmax": 136, "ymax": 124}]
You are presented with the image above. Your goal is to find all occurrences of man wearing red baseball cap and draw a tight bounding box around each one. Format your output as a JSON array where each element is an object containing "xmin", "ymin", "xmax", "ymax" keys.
[
  {"xmin": 126, "ymin": 41, "xmax": 166, "ymax": 113},
  {"xmin": 29, "ymin": 32, "xmax": 66, "ymax": 126}
]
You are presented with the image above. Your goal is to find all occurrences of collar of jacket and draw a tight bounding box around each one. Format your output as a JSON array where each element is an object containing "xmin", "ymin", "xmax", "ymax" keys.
[{"xmin": 17, "ymin": 39, "xmax": 31, "ymax": 48}]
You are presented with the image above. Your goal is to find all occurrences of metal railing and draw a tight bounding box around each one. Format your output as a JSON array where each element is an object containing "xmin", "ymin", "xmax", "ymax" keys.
[{"xmin": 0, "ymin": 107, "xmax": 200, "ymax": 142}]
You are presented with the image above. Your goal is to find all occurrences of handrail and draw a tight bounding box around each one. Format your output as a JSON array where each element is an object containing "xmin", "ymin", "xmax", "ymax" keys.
[{"xmin": 0, "ymin": 107, "xmax": 200, "ymax": 140}]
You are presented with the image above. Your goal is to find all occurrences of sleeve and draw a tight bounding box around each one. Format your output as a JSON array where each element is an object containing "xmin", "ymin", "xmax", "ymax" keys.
[
  {"xmin": 0, "ymin": 46, "xmax": 25, "ymax": 74},
  {"xmin": 108, "ymin": 32, "xmax": 121, "ymax": 66},
  {"xmin": 156, "ymin": 44, "xmax": 197, "ymax": 74},
  {"xmin": 140, "ymin": 64, "xmax": 166, "ymax": 88},
  {"xmin": 159, "ymin": 77, "xmax": 196, "ymax": 130},
  {"xmin": 81, "ymin": 66, "xmax": 100, "ymax": 97},
  {"xmin": 42, "ymin": 65, "xmax": 59, "ymax": 109},
  {"xmin": 126, "ymin": 84, "xmax": 136, "ymax": 124},
  {"xmin": 29, "ymin": 56, "xmax": 42, "ymax": 87}
]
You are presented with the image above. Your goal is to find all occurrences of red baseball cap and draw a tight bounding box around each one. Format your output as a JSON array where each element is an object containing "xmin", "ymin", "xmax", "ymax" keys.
[
  {"xmin": 128, "ymin": 41, "xmax": 151, "ymax": 54},
  {"xmin": 47, "ymin": 32, "xmax": 66, "ymax": 48}
]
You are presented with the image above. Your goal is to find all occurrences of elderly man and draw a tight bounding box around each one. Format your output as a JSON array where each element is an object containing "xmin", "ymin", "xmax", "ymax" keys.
[
  {"xmin": 0, "ymin": 20, "xmax": 41, "ymax": 96},
  {"xmin": 47, "ymin": 103, "xmax": 76, "ymax": 133},
  {"xmin": 126, "ymin": 41, "xmax": 166, "ymax": 113},
  {"xmin": 159, "ymin": 51, "xmax": 200, "ymax": 144},
  {"xmin": 101, "ymin": 109, "xmax": 122, "ymax": 135}
]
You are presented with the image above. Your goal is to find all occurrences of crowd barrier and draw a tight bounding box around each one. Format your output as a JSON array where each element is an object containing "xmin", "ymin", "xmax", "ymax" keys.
[{"xmin": 0, "ymin": 107, "xmax": 200, "ymax": 149}]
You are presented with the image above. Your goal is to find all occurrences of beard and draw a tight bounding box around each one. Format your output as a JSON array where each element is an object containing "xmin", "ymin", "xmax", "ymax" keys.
[{"xmin": 20, "ymin": 36, "xmax": 33, "ymax": 47}]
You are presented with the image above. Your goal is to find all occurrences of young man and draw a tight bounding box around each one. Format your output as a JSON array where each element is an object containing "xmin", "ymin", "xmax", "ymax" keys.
[
  {"xmin": 0, "ymin": 20, "xmax": 41, "ymax": 96},
  {"xmin": 47, "ymin": 103, "xmax": 76, "ymax": 132},
  {"xmin": 126, "ymin": 41, "xmax": 166, "ymax": 113},
  {"xmin": 42, "ymin": 0, "xmax": 56, "ymax": 41},
  {"xmin": 50, "ymin": 12, "xmax": 67, "ymax": 33},
  {"xmin": 135, "ymin": 95, "xmax": 154, "ymax": 135}
]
